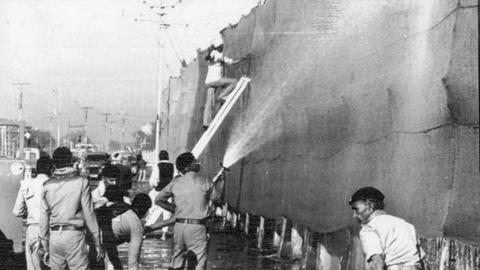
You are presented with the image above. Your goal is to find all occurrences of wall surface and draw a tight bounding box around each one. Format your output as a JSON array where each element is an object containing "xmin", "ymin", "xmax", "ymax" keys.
[{"xmin": 160, "ymin": 0, "xmax": 479, "ymax": 247}]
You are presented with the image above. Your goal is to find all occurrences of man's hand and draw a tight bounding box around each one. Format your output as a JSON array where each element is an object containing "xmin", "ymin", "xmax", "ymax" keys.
[
  {"xmin": 38, "ymin": 239, "xmax": 49, "ymax": 258},
  {"xmin": 369, "ymin": 254, "xmax": 385, "ymax": 270},
  {"xmin": 95, "ymin": 245, "xmax": 105, "ymax": 261},
  {"xmin": 144, "ymin": 226, "xmax": 154, "ymax": 235}
]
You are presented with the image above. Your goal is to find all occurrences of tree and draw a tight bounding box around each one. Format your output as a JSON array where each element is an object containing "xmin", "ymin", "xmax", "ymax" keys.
[
  {"xmin": 132, "ymin": 122, "xmax": 157, "ymax": 150},
  {"xmin": 62, "ymin": 130, "xmax": 91, "ymax": 146},
  {"xmin": 108, "ymin": 140, "xmax": 122, "ymax": 151}
]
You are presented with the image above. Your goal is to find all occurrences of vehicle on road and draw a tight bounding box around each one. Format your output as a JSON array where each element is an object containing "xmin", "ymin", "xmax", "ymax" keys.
[
  {"xmin": 0, "ymin": 119, "xmax": 26, "ymax": 256},
  {"xmin": 85, "ymin": 152, "xmax": 110, "ymax": 181},
  {"xmin": 111, "ymin": 151, "xmax": 138, "ymax": 175}
]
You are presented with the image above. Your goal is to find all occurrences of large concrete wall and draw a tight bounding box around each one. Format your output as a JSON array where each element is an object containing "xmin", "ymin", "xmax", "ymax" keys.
[
  {"xmin": 161, "ymin": 0, "xmax": 479, "ymax": 246},
  {"xmin": 159, "ymin": 55, "xmax": 207, "ymax": 158}
]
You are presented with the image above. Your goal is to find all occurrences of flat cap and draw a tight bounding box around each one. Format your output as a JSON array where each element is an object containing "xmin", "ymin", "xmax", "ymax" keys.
[{"xmin": 349, "ymin": 186, "xmax": 385, "ymax": 205}]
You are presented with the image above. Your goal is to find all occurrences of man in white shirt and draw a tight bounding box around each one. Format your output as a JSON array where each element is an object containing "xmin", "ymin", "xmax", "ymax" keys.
[
  {"xmin": 349, "ymin": 187, "xmax": 424, "ymax": 270},
  {"xmin": 203, "ymin": 43, "xmax": 246, "ymax": 128},
  {"xmin": 146, "ymin": 150, "xmax": 175, "ymax": 239},
  {"xmin": 13, "ymin": 156, "xmax": 53, "ymax": 270}
]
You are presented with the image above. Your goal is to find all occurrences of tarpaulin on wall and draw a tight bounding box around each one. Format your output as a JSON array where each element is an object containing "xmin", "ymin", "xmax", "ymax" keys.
[{"xmin": 162, "ymin": 0, "xmax": 479, "ymax": 243}]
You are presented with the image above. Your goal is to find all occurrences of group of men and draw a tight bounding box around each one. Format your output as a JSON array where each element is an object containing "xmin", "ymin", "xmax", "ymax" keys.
[
  {"xmin": 13, "ymin": 147, "xmax": 225, "ymax": 270},
  {"xmin": 13, "ymin": 145, "xmax": 425, "ymax": 270}
]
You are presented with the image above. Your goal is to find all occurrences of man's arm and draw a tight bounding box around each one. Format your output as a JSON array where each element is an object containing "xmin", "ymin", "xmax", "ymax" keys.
[
  {"xmin": 156, "ymin": 199, "xmax": 176, "ymax": 213},
  {"xmin": 223, "ymin": 54, "xmax": 249, "ymax": 65},
  {"xmin": 80, "ymin": 178, "xmax": 105, "ymax": 261},
  {"xmin": 126, "ymin": 214, "xmax": 144, "ymax": 270},
  {"xmin": 359, "ymin": 227, "xmax": 384, "ymax": 270},
  {"xmin": 369, "ymin": 254, "xmax": 385, "ymax": 270},
  {"xmin": 12, "ymin": 181, "xmax": 27, "ymax": 217},
  {"xmin": 154, "ymin": 181, "xmax": 174, "ymax": 206},
  {"xmin": 38, "ymin": 185, "xmax": 50, "ymax": 254},
  {"xmin": 104, "ymin": 242, "xmax": 123, "ymax": 270},
  {"xmin": 145, "ymin": 216, "xmax": 176, "ymax": 234},
  {"xmin": 209, "ymin": 173, "xmax": 225, "ymax": 204}
]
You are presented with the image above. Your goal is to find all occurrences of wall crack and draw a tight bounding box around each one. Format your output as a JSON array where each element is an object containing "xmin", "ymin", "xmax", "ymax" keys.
[
  {"xmin": 356, "ymin": 1, "xmax": 472, "ymax": 62},
  {"xmin": 247, "ymin": 122, "xmax": 471, "ymax": 164}
]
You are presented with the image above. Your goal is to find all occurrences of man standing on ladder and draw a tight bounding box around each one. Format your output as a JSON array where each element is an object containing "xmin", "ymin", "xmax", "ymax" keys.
[{"xmin": 203, "ymin": 40, "xmax": 248, "ymax": 129}]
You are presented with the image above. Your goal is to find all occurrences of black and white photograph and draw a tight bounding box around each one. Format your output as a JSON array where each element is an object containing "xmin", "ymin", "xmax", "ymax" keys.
[{"xmin": 0, "ymin": 0, "xmax": 478, "ymax": 269}]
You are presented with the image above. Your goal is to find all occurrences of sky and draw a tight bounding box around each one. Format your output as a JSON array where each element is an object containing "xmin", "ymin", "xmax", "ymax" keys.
[{"xmin": 0, "ymin": 0, "xmax": 258, "ymax": 146}]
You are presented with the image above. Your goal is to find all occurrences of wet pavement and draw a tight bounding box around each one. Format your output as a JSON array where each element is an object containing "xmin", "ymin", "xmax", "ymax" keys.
[
  {"xmin": 117, "ymin": 224, "xmax": 298, "ymax": 270},
  {"xmin": 123, "ymin": 181, "xmax": 299, "ymax": 270},
  {"xmin": 5, "ymin": 180, "xmax": 298, "ymax": 270}
]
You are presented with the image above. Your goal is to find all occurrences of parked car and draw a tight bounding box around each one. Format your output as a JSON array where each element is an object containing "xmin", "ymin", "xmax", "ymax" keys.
[
  {"xmin": 84, "ymin": 152, "xmax": 110, "ymax": 180},
  {"xmin": 110, "ymin": 151, "xmax": 138, "ymax": 175}
]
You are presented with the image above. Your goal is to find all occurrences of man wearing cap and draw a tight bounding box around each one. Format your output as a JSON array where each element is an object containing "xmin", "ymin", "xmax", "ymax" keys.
[
  {"xmin": 349, "ymin": 187, "xmax": 424, "ymax": 270},
  {"xmin": 38, "ymin": 147, "xmax": 104, "ymax": 270},
  {"xmin": 155, "ymin": 152, "xmax": 224, "ymax": 270}
]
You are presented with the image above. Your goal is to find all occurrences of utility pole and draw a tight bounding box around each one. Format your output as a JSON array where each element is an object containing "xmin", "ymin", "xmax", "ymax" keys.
[
  {"xmin": 102, "ymin": 113, "xmax": 111, "ymax": 152},
  {"xmin": 155, "ymin": 41, "xmax": 163, "ymax": 162},
  {"xmin": 80, "ymin": 106, "xmax": 93, "ymax": 144},
  {"xmin": 119, "ymin": 108, "xmax": 127, "ymax": 150},
  {"xmin": 12, "ymin": 82, "xmax": 30, "ymax": 121},
  {"xmin": 135, "ymin": 17, "xmax": 169, "ymax": 162},
  {"xmin": 52, "ymin": 89, "xmax": 62, "ymax": 147},
  {"xmin": 49, "ymin": 116, "xmax": 53, "ymax": 155},
  {"xmin": 155, "ymin": 24, "xmax": 170, "ymax": 162}
]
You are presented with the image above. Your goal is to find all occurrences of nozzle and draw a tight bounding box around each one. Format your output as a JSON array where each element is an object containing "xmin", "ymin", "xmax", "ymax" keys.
[{"xmin": 219, "ymin": 162, "xmax": 230, "ymax": 171}]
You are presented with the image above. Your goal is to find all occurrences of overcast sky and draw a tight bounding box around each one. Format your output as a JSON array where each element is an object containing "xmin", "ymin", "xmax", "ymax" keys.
[{"xmin": 0, "ymin": 0, "xmax": 258, "ymax": 145}]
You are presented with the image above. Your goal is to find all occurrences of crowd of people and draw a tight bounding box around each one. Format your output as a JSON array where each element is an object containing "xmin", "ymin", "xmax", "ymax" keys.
[
  {"xmin": 12, "ymin": 146, "xmax": 425, "ymax": 270},
  {"xmin": 13, "ymin": 146, "xmax": 225, "ymax": 270}
]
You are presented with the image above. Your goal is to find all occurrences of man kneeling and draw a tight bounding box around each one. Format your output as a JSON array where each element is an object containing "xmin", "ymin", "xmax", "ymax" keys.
[{"xmin": 96, "ymin": 186, "xmax": 151, "ymax": 270}]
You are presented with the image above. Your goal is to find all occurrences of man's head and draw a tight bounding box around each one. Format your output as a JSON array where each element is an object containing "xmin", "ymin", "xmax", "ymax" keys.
[
  {"xmin": 101, "ymin": 164, "xmax": 121, "ymax": 186},
  {"xmin": 349, "ymin": 187, "xmax": 385, "ymax": 224},
  {"xmin": 159, "ymin": 150, "xmax": 169, "ymax": 161},
  {"xmin": 52, "ymin": 147, "xmax": 73, "ymax": 169},
  {"xmin": 36, "ymin": 156, "xmax": 53, "ymax": 177},
  {"xmin": 175, "ymin": 152, "xmax": 200, "ymax": 174},
  {"xmin": 131, "ymin": 193, "xmax": 152, "ymax": 218}
]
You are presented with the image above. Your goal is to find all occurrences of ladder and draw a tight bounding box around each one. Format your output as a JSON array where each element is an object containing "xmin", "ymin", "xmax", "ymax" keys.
[{"xmin": 191, "ymin": 77, "xmax": 251, "ymax": 158}]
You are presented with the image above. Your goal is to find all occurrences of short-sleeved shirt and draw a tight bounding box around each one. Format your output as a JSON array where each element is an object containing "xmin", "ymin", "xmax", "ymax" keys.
[
  {"xmin": 360, "ymin": 214, "xmax": 420, "ymax": 266},
  {"xmin": 156, "ymin": 171, "xmax": 213, "ymax": 220},
  {"xmin": 39, "ymin": 167, "xmax": 100, "ymax": 244},
  {"xmin": 205, "ymin": 50, "xmax": 233, "ymax": 84},
  {"xmin": 12, "ymin": 174, "xmax": 49, "ymax": 225},
  {"xmin": 99, "ymin": 207, "xmax": 143, "ymax": 270}
]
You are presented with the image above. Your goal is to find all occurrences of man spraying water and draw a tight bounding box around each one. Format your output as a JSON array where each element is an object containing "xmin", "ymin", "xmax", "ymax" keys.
[{"xmin": 153, "ymin": 152, "xmax": 225, "ymax": 270}]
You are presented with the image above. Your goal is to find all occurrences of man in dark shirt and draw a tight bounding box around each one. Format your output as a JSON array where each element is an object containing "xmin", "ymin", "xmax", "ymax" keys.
[
  {"xmin": 117, "ymin": 158, "xmax": 133, "ymax": 196},
  {"xmin": 96, "ymin": 185, "xmax": 151, "ymax": 270},
  {"xmin": 155, "ymin": 152, "xmax": 224, "ymax": 270},
  {"xmin": 149, "ymin": 150, "xmax": 174, "ymax": 190}
]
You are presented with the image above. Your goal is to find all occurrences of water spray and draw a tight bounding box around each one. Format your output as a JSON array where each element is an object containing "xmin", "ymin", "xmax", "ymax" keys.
[{"xmin": 212, "ymin": 162, "xmax": 230, "ymax": 183}]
